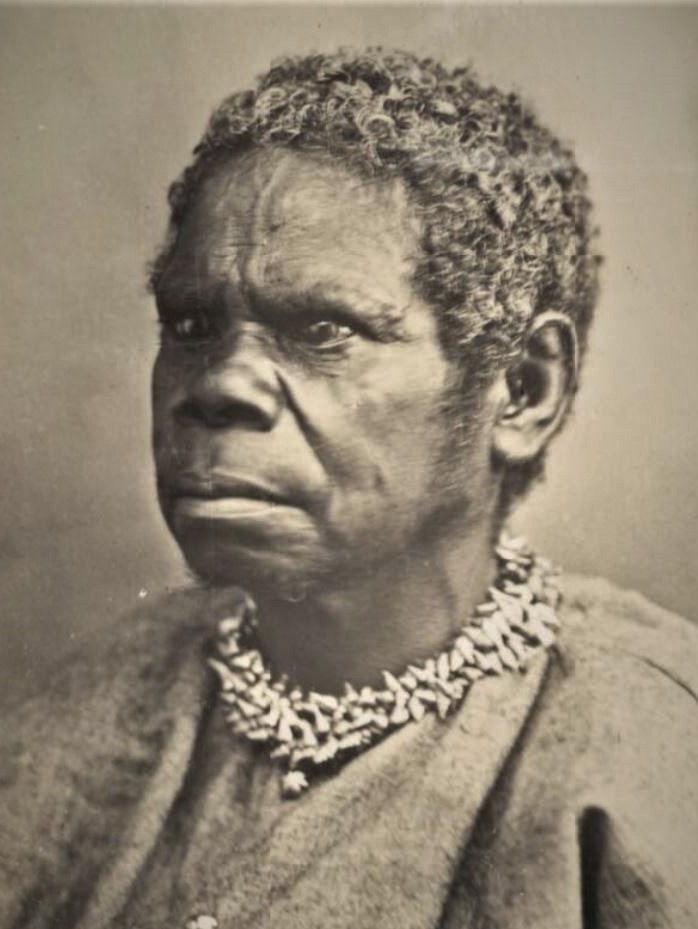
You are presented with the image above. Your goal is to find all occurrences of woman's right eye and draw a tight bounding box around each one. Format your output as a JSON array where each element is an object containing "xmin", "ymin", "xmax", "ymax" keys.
[{"xmin": 162, "ymin": 315, "xmax": 213, "ymax": 342}]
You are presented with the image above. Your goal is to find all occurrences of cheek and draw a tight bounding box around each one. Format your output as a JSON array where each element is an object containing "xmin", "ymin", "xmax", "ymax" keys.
[
  {"xmin": 151, "ymin": 358, "xmax": 184, "ymax": 471},
  {"xmin": 313, "ymin": 347, "xmax": 453, "ymax": 496},
  {"xmin": 375, "ymin": 396, "xmax": 452, "ymax": 499},
  {"xmin": 151, "ymin": 352, "xmax": 182, "ymax": 406},
  {"xmin": 151, "ymin": 355, "xmax": 170, "ymax": 419},
  {"xmin": 358, "ymin": 347, "xmax": 450, "ymax": 447}
]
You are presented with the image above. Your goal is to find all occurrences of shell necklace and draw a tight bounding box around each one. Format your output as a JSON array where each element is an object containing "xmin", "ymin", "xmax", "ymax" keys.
[{"xmin": 208, "ymin": 534, "xmax": 561, "ymax": 799}]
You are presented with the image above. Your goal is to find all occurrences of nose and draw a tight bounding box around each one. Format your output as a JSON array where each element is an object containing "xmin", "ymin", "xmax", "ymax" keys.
[{"xmin": 174, "ymin": 341, "xmax": 284, "ymax": 432}]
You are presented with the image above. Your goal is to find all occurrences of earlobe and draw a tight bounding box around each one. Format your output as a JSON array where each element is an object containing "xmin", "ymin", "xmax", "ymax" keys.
[{"xmin": 493, "ymin": 312, "xmax": 578, "ymax": 465}]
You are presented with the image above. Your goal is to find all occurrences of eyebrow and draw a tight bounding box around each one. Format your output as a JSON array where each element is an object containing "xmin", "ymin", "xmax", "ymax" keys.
[
  {"xmin": 249, "ymin": 287, "xmax": 411, "ymax": 342},
  {"xmin": 154, "ymin": 278, "xmax": 222, "ymax": 319}
]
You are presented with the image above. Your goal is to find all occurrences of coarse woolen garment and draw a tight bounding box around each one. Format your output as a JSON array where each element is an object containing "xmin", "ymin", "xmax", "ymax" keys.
[{"xmin": 0, "ymin": 575, "xmax": 697, "ymax": 929}]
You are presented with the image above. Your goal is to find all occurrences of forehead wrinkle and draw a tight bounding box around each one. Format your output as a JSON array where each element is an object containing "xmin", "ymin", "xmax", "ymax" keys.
[
  {"xmin": 232, "ymin": 152, "xmax": 417, "ymax": 289},
  {"xmin": 163, "ymin": 156, "xmax": 292, "ymax": 314},
  {"xmin": 185, "ymin": 151, "xmax": 428, "ymax": 337},
  {"xmin": 236, "ymin": 152, "xmax": 298, "ymax": 295}
]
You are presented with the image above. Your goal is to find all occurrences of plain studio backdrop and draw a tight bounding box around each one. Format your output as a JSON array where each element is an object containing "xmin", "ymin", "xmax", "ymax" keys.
[{"xmin": 1, "ymin": 4, "xmax": 697, "ymax": 692}]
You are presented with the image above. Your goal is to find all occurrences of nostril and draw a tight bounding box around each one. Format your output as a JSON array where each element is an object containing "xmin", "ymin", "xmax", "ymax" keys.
[{"xmin": 174, "ymin": 395, "xmax": 275, "ymax": 431}]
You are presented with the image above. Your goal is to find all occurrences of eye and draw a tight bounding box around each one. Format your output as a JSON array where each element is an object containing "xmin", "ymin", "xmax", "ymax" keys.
[
  {"xmin": 294, "ymin": 319, "xmax": 357, "ymax": 348},
  {"xmin": 162, "ymin": 314, "xmax": 214, "ymax": 343}
]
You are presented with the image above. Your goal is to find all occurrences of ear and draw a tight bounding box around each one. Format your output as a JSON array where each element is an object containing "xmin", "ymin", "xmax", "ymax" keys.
[{"xmin": 492, "ymin": 311, "xmax": 578, "ymax": 465}]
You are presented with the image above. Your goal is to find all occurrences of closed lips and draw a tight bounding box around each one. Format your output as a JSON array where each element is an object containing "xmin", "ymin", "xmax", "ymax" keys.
[{"xmin": 172, "ymin": 476, "xmax": 288, "ymax": 504}]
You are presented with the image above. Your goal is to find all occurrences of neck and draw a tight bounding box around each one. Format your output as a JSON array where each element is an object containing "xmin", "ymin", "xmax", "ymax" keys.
[{"xmin": 253, "ymin": 518, "xmax": 498, "ymax": 694}]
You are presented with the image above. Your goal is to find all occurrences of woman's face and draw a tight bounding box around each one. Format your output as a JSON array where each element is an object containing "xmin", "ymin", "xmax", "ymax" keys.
[{"xmin": 151, "ymin": 149, "xmax": 497, "ymax": 596}]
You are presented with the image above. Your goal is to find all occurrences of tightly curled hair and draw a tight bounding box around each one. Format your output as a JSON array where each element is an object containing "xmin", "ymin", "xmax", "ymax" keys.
[{"xmin": 151, "ymin": 48, "xmax": 601, "ymax": 502}]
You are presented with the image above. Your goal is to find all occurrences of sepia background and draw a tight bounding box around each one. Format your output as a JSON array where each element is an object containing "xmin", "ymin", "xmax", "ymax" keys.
[{"xmin": 1, "ymin": 3, "xmax": 697, "ymax": 693}]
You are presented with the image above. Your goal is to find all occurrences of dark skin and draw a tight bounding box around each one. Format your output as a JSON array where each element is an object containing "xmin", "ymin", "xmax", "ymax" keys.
[{"xmin": 152, "ymin": 149, "xmax": 576, "ymax": 693}]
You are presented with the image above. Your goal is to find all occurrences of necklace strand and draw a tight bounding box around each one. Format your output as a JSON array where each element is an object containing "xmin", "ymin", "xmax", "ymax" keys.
[{"xmin": 209, "ymin": 534, "xmax": 561, "ymax": 798}]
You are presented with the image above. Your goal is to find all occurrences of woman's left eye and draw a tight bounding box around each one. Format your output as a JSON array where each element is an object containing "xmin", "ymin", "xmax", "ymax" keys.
[{"xmin": 296, "ymin": 320, "xmax": 356, "ymax": 347}]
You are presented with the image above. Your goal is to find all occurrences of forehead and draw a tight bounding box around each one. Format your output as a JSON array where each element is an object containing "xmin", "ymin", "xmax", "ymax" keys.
[{"xmin": 160, "ymin": 149, "xmax": 423, "ymax": 316}]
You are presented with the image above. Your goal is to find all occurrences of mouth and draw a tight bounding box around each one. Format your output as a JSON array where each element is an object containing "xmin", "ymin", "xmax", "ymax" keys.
[
  {"xmin": 172, "ymin": 474, "xmax": 287, "ymax": 504},
  {"xmin": 167, "ymin": 473, "xmax": 296, "ymax": 520}
]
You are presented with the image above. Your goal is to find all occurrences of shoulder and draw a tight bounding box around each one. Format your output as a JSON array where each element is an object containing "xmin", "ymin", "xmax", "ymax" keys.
[
  {"xmin": 557, "ymin": 572, "xmax": 698, "ymax": 702},
  {"xmin": 0, "ymin": 585, "xmax": 242, "ymax": 926},
  {"xmin": 2, "ymin": 584, "xmax": 246, "ymax": 714},
  {"xmin": 458, "ymin": 575, "xmax": 698, "ymax": 927},
  {"xmin": 548, "ymin": 573, "xmax": 698, "ymax": 751},
  {"xmin": 0, "ymin": 583, "xmax": 250, "ymax": 780},
  {"xmin": 540, "ymin": 575, "xmax": 698, "ymax": 880}
]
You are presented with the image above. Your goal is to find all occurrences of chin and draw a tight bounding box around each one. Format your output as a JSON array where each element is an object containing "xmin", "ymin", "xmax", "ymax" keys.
[{"xmin": 169, "ymin": 511, "xmax": 330, "ymax": 599}]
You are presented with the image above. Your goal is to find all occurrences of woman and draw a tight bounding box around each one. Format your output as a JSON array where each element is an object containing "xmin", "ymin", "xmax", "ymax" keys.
[{"xmin": 1, "ymin": 49, "xmax": 696, "ymax": 929}]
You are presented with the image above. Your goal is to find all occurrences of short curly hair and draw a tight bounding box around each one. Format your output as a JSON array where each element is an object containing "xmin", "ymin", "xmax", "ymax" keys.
[{"xmin": 151, "ymin": 48, "xmax": 601, "ymax": 503}]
